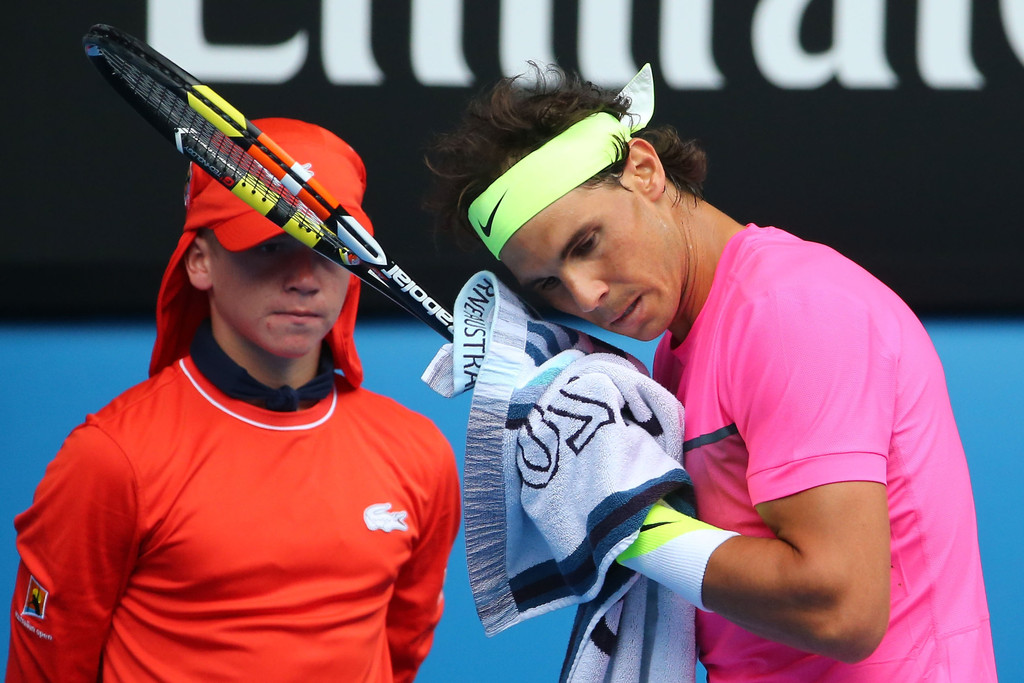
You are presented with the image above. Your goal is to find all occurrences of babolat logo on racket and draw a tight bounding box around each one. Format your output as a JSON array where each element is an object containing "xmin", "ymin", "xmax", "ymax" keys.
[
  {"xmin": 339, "ymin": 248, "xmax": 362, "ymax": 267},
  {"xmin": 380, "ymin": 264, "xmax": 454, "ymax": 328}
]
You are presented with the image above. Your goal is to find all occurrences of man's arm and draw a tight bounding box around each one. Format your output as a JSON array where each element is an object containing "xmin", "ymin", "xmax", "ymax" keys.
[
  {"xmin": 703, "ymin": 480, "xmax": 890, "ymax": 662},
  {"xmin": 7, "ymin": 424, "xmax": 138, "ymax": 682},
  {"xmin": 700, "ymin": 282, "xmax": 895, "ymax": 661}
]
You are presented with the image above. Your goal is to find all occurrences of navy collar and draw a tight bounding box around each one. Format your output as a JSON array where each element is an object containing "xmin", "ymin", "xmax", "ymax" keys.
[{"xmin": 190, "ymin": 320, "xmax": 335, "ymax": 412}]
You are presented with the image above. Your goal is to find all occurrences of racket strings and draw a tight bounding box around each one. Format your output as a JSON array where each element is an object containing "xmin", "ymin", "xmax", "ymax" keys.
[
  {"xmin": 102, "ymin": 46, "xmax": 348, "ymax": 255},
  {"xmin": 86, "ymin": 24, "xmax": 453, "ymax": 338},
  {"xmin": 177, "ymin": 123, "xmax": 346, "ymax": 253}
]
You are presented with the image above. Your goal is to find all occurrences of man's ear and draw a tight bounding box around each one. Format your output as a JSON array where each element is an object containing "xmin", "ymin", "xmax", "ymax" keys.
[
  {"xmin": 184, "ymin": 233, "xmax": 215, "ymax": 292},
  {"xmin": 621, "ymin": 138, "xmax": 666, "ymax": 200}
]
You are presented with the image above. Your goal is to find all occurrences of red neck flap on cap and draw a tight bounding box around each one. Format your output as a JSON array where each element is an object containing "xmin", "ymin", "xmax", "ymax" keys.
[{"xmin": 149, "ymin": 118, "xmax": 371, "ymax": 389}]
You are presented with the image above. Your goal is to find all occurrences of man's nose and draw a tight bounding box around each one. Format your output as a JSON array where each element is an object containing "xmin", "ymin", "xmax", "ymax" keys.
[{"xmin": 563, "ymin": 271, "xmax": 607, "ymax": 314}]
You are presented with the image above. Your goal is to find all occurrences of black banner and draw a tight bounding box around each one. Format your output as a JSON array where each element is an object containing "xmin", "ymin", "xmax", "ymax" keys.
[{"xmin": 6, "ymin": 1, "xmax": 1023, "ymax": 318}]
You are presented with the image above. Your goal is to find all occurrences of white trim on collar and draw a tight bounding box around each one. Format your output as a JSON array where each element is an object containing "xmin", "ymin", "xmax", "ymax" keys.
[{"xmin": 179, "ymin": 358, "xmax": 337, "ymax": 430}]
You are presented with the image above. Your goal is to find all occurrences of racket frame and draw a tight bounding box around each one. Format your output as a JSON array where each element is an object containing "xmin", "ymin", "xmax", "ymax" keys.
[{"xmin": 83, "ymin": 24, "xmax": 454, "ymax": 339}]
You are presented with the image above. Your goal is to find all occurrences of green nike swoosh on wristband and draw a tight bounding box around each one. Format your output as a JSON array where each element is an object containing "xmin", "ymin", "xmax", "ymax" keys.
[
  {"xmin": 618, "ymin": 501, "xmax": 720, "ymax": 562},
  {"xmin": 616, "ymin": 499, "xmax": 739, "ymax": 611}
]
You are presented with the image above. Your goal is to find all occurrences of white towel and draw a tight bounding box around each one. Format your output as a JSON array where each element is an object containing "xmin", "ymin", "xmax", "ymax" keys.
[{"xmin": 422, "ymin": 272, "xmax": 697, "ymax": 682}]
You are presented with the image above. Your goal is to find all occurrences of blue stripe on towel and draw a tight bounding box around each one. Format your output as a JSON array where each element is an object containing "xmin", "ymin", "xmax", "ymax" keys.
[
  {"xmin": 527, "ymin": 321, "xmax": 568, "ymax": 358},
  {"xmin": 509, "ymin": 472, "xmax": 692, "ymax": 610},
  {"xmin": 586, "ymin": 473, "xmax": 692, "ymax": 550},
  {"xmin": 559, "ymin": 562, "xmax": 635, "ymax": 677}
]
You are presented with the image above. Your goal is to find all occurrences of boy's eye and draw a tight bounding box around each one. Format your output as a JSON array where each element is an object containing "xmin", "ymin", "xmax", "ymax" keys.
[{"xmin": 256, "ymin": 238, "xmax": 290, "ymax": 254}]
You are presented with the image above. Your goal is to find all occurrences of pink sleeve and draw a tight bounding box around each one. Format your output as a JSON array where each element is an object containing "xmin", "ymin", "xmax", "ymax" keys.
[{"xmin": 723, "ymin": 286, "xmax": 895, "ymax": 505}]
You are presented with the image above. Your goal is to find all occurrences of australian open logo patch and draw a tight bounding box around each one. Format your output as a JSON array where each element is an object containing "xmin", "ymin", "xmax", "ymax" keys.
[{"xmin": 22, "ymin": 576, "xmax": 49, "ymax": 619}]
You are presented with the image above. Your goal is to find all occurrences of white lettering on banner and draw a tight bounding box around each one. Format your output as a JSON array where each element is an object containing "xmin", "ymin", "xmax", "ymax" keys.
[
  {"xmin": 1003, "ymin": 0, "xmax": 1024, "ymax": 66},
  {"xmin": 752, "ymin": 0, "xmax": 897, "ymax": 88},
  {"xmin": 661, "ymin": 0, "xmax": 724, "ymax": 89},
  {"xmin": 918, "ymin": 0, "xmax": 983, "ymax": 88},
  {"xmin": 322, "ymin": 0, "xmax": 383, "ymax": 85},
  {"xmin": 500, "ymin": 0, "xmax": 556, "ymax": 80},
  {"xmin": 579, "ymin": 0, "xmax": 639, "ymax": 87},
  {"xmin": 412, "ymin": 0, "xmax": 473, "ymax": 86},
  {"xmin": 147, "ymin": 0, "xmax": 307, "ymax": 83},
  {"xmin": 147, "ymin": 0, "xmax": 1019, "ymax": 89}
]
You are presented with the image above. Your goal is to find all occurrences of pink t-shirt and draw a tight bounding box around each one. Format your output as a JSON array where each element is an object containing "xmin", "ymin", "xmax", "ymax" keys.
[{"xmin": 653, "ymin": 225, "xmax": 995, "ymax": 681}]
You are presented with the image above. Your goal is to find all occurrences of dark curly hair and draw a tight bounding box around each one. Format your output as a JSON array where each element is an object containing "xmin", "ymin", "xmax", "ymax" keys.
[{"xmin": 423, "ymin": 63, "xmax": 708, "ymax": 251}]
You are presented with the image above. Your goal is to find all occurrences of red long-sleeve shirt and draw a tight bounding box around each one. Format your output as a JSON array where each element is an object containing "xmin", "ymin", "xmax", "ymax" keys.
[{"xmin": 8, "ymin": 357, "xmax": 461, "ymax": 682}]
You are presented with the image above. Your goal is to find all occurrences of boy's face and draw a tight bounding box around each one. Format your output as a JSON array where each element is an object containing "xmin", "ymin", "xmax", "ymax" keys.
[{"xmin": 186, "ymin": 231, "xmax": 349, "ymax": 373}]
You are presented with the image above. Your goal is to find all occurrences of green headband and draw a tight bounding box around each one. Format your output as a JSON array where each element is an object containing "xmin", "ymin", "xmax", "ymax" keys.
[{"xmin": 468, "ymin": 63, "xmax": 655, "ymax": 258}]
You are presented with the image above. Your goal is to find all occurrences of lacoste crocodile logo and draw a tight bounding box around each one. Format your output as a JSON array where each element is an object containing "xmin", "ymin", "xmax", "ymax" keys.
[{"xmin": 363, "ymin": 503, "xmax": 409, "ymax": 532}]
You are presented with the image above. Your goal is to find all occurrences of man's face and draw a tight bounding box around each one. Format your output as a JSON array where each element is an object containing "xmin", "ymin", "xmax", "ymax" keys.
[
  {"xmin": 500, "ymin": 179, "xmax": 688, "ymax": 342},
  {"xmin": 187, "ymin": 232, "xmax": 350, "ymax": 371}
]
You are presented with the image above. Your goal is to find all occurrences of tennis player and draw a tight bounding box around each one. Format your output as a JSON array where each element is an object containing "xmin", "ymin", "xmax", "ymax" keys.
[
  {"xmin": 424, "ymin": 65, "xmax": 996, "ymax": 680},
  {"xmin": 8, "ymin": 118, "xmax": 461, "ymax": 682}
]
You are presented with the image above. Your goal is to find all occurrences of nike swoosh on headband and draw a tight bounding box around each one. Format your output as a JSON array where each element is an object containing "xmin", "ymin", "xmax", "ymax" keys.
[
  {"xmin": 479, "ymin": 191, "xmax": 507, "ymax": 238},
  {"xmin": 467, "ymin": 63, "xmax": 655, "ymax": 258}
]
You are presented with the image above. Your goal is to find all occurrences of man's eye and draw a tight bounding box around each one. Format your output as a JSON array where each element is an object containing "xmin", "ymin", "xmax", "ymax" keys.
[
  {"xmin": 538, "ymin": 276, "xmax": 560, "ymax": 292},
  {"xmin": 574, "ymin": 234, "xmax": 596, "ymax": 256}
]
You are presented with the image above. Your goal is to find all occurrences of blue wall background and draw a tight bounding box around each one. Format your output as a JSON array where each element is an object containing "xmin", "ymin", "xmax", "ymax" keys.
[{"xmin": 2, "ymin": 317, "xmax": 1020, "ymax": 680}]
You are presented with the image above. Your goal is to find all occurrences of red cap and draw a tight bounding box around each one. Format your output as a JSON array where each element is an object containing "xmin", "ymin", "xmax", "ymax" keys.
[{"xmin": 149, "ymin": 117, "xmax": 371, "ymax": 388}]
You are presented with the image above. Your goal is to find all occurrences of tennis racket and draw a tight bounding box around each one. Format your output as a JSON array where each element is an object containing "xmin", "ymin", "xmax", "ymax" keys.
[{"xmin": 82, "ymin": 23, "xmax": 454, "ymax": 340}]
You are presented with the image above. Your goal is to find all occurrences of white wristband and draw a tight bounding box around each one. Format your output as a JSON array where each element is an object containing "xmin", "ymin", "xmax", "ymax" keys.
[{"xmin": 619, "ymin": 527, "xmax": 738, "ymax": 611}]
